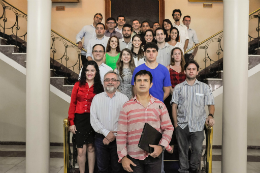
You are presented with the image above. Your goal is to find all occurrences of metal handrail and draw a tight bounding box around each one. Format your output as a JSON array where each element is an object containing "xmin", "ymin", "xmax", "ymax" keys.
[
  {"xmin": 1, "ymin": 0, "xmax": 87, "ymax": 53},
  {"xmin": 185, "ymin": 7, "xmax": 260, "ymax": 54},
  {"xmin": 205, "ymin": 124, "xmax": 213, "ymax": 173},
  {"xmin": 63, "ymin": 118, "xmax": 70, "ymax": 173}
]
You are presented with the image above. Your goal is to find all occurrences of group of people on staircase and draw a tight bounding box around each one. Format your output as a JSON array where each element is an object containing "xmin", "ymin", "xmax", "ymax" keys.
[{"xmin": 68, "ymin": 9, "xmax": 215, "ymax": 173}]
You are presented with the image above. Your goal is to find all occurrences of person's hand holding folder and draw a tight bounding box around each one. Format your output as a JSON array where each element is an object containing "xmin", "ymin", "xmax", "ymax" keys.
[{"xmin": 149, "ymin": 144, "xmax": 163, "ymax": 158}]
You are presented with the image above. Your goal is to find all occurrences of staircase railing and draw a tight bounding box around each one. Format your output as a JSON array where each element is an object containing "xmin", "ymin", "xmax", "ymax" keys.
[
  {"xmin": 185, "ymin": 8, "xmax": 260, "ymax": 79},
  {"xmin": 0, "ymin": 0, "xmax": 85, "ymax": 77},
  {"xmin": 63, "ymin": 119, "xmax": 70, "ymax": 173}
]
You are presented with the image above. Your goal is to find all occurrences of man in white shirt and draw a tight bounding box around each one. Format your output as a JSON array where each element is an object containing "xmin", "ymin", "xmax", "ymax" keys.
[
  {"xmin": 183, "ymin": 15, "xmax": 199, "ymax": 63},
  {"xmin": 86, "ymin": 23, "xmax": 109, "ymax": 61},
  {"xmin": 155, "ymin": 28, "xmax": 174, "ymax": 67},
  {"xmin": 172, "ymin": 9, "xmax": 189, "ymax": 52},
  {"xmin": 79, "ymin": 44, "xmax": 112, "ymax": 84},
  {"xmin": 90, "ymin": 71, "xmax": 129, "ymax": 173},
  {"xmin": 119, "ymin": 24, "xmax": 133, "ymax": 51},
  {"xmin": 76, "ymin": 13, "xmax": 103, "ymax": 64},
  {"xmin": 115, "ymin": 15, "xmax": 126, "ymax": 34}
]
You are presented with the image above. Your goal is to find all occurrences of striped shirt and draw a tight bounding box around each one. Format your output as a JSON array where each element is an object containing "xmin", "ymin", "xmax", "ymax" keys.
[
  {"xmin": 117, "ymin": 95, "xmax": 174, "ymax": 162},
  {"xmin": 90, "ymin": 91, "xmax": 129, "ymax": 137},
  {"xmin": 171, "ymin": 80, "xmax": 215, "ymax": 132}
]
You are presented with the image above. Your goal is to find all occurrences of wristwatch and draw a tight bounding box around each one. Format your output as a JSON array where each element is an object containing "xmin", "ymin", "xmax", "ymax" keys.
[{"xmin": 208, "ymin": 114, "xmax": 214, "ymax": 118}]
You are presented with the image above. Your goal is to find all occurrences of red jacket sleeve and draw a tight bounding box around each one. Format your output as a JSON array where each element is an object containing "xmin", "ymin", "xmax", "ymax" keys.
[{"xmin": 68, "ymin": 82, "xmax": 79, "ymax": 126}]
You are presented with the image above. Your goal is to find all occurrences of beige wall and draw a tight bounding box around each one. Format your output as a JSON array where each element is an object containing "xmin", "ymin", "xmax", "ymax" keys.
[{"xmin": 0, "ymin": 59, "xmax": 69, "ymax": 143}]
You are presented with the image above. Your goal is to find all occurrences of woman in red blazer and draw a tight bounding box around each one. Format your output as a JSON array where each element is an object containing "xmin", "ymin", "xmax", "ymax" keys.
[{"xmin": 68, "ymin": 61, "xmax": 104, "ymax": 173}]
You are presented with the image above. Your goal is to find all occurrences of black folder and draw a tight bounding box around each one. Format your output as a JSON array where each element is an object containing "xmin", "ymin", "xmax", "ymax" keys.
[{"xmin": 138, "ymin": 123, "xmax": 162, "ymax": 153}]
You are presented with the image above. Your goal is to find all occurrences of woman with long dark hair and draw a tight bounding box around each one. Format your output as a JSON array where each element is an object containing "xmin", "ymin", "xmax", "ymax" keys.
[
  {"xmin": 168, "ymin": 27, "xmax": 184, "ymax": 53},
  {"xmin": 115, "ymin": 48, "xmax": 136, "ymax": 99},
  {"xmin": 162, "ymin": 19, "xmax": 174, "ymax": 42},
  {"xmin": 143, "ymin": 29, "xmax": 155, "ymax": 45},
  {"xmin": 68, "ymin": 61, "xmax": 104, "ymax": 173},
  {"xmin": 105, "ymin": 36, "xmax": 121, "ymax": 70},
  {"xmin": 131, "ymin": 34, "xmax": 145, "ymax": 67},
  {"xmin": 165, "ymin": 47, "xmax": 186, "ymax": 151}
]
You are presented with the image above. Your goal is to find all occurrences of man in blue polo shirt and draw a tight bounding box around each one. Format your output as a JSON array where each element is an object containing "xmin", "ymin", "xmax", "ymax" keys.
[{"xmin": 131, "ymin": 42, "xmax": 171, "ymax": 102}]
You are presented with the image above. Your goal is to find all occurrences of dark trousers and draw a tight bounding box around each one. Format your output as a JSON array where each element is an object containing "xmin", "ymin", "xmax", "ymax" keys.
[
  {"xmin": 81, "ymin": 54, "xmax": 88, "ymax": 65},
  {"xmin": 175, "ymin": 126, "xmax": 204, "ymax": 173},
  {"xmin": 184, "ymin": 54, "xmax": 192, "ymax": 64},
  {"xmin": 95, "ymin": 134, "xmax": 124, "ymax": 173},
  {"xmin": 128, "ymin": 155, "xmax": 162, "ymax": 173}
]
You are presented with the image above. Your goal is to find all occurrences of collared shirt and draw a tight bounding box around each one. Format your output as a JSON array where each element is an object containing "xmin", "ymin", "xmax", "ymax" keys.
[
  {"xmin": 119, "ymin": 38, "xmax": 132, "ymax": 51},
  {"xmin": 99, "ymin": 63, "xmax": 113, "ymax": 83},
  {"xmin": 76, "ymin": 24, "xmax": 96, "ymax": 55},
  {"xmin": 105, "ymin": 29, "xmax": 123, "ymax": 39},
  {"xmin": 68, "ymin": 82, "xmax": 96, "ymax": 125},
  {"xmin": 171, "ymin": 80, "xmax": 215, "ymax": 132},
  {"xmin": 115, "ymin": 27, "xmax": 123, "ymax": 34},
  {"xmin": 172, "ymin": 23, "xmax": 189, "ymax": 46},
  {"xmin": 90, "ymin": 91, "xmax": 129, "ymax": 137},
  {"xmin": 156, "ymin": 42, "xmax": 174, "ymax": 67},
  {"xmin": 187, "ymin": 28, "xmax": 199, "ymax": 54},
  {"xmin": 131, "ymin": 30, "xmax": 141, "ymax": 37},
  {"xmin": 117, "ymin": 95, "xmax": 174, "ymax": 161},
  {"xmin": 86, "ymin": 36, "xmax": 110, "ymax": 58}
]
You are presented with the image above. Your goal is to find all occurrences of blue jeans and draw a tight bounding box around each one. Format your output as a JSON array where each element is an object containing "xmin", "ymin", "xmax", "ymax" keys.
[
  {"xmin": 95, "ymin": 134, "xmax": 124, "ymax": 173},
  {"xmin": 175, "ymin": 126, "xmax": 204, "ymax": 173}
]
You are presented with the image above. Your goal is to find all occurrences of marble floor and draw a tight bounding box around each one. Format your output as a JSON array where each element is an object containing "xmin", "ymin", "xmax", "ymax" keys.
[{"xmin": 0, "ymin": 145, "xmax": 260, "ymax": 173}]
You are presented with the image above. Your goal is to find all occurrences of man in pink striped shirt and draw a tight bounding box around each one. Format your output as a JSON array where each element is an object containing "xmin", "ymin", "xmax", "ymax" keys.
[{"xmin": 117, "ymin": 70, "xmax": 174, "ymax": 173}]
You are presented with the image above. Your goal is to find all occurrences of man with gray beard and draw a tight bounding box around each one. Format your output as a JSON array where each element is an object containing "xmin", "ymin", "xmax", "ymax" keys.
[{"xmin": 90, "ymin": 71, "xmax": 129, "ymax": 173}]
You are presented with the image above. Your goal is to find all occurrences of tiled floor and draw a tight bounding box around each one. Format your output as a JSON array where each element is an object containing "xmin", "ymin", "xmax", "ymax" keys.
[{"xmin": 0, "ymin": 146, "xmax": 260, "ymax": 173}]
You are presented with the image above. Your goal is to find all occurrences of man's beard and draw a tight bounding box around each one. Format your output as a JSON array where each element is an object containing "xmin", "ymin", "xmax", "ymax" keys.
[
  {"xmin": 105, "ymin": 86, "xmax": 116, "ymax": 93},
  {"xmin": 175, "ymin": 19, "xmax": 180, "ymax": 22},
  {"xmin": 123, "ymin": 34, "xmax": 131, "ymax": 38}
]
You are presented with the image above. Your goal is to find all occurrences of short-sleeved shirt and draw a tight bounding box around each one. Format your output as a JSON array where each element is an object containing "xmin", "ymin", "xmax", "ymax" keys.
[
  {"xmin": 171, "ymin": 80, "xmax": 215, "ymax": 132},
  {"xmin": 131, "ymin": 63, "xmax": 171, "ymax": 102}
]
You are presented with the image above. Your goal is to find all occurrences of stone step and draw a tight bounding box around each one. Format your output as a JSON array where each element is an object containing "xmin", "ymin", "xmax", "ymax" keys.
[{"xmin": 205, "ymin": 78, "xmax": 222, "ymax": 92}]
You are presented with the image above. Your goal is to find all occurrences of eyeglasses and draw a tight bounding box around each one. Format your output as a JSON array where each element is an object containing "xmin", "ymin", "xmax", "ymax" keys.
[
  {"xmin": 107, "ymin": 22, "xmax": 115, "ymax": 24},
  {"xmin": 93, "ymin": 50, "xmax": 104, "ymax": 53},
  {"xmin": 104, "ymin": 78, "xmax": 119, "ymax": 82}
]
